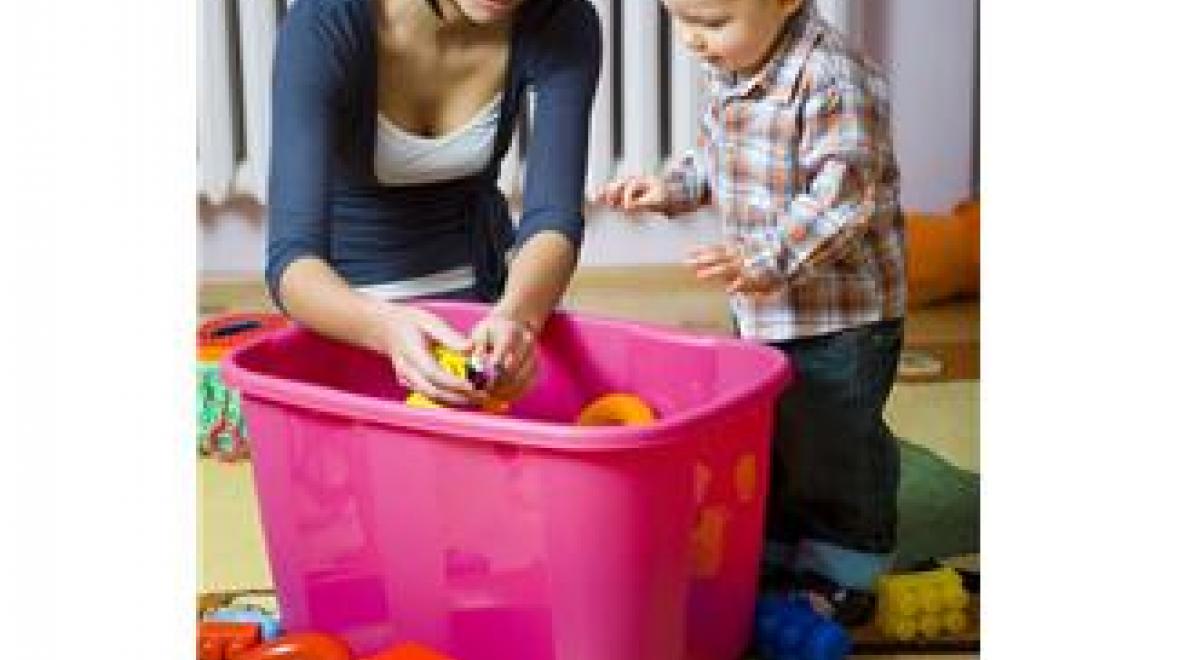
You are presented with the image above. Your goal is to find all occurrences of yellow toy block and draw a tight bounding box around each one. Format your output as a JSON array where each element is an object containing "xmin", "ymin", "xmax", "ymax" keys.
[
  {"xmin": 434, "ymin": 345, "xmax": 470, "ymax": 379},
  {"xmin": 405, "ymin": 392, "xmax": 443, "ymax": 409},
  {"xmin": 875, "ymin": 567, "xmax": 970, "ymax": 641}
]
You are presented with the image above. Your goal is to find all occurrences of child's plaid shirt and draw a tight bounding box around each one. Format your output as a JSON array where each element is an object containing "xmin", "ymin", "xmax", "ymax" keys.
[{"xmin": 662, "ymin": 3, "xmax": 906, "ymax": 342}]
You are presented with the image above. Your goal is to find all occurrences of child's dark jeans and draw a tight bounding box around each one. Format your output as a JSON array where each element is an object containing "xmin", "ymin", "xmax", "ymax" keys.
[{"xmin": 762, "ymin": 317, "xmax": 904, "ymax": 591}]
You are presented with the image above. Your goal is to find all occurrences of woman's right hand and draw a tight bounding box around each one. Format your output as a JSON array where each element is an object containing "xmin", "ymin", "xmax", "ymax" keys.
[
  {"xmin": 380, "ymin": 304, "xmax": 487, "ymax": 407},
  {"xmin": 592, "ymin": 175, "xmax": 670, "ymax": 214}
]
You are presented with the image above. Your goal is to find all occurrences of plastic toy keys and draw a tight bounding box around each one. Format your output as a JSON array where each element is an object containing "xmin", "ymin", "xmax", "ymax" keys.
[
  {"xmin": 755, "ymin": 594, "xmax": 851, "ymax": 660},
  {"xmin": 234, "ymin": 632, "xmax": 353, "ymax": 660},
  {"xmin": 362, "ymin": 642, "xmax": 455, "ymax": 659},
  {"xmin": 198, "ymin": 621, "xmax": 262, "ymax": 660},
  {"xmin": 198, "ymin": 361, "xmax": 250, "ymax": 461},
  {"xmin": 204, "ymin": 410, "xmax": 250, "ymax": 462},
  {"xmin": 575, "ymin": 393, "xmax": 657, "ymax": 426},
  {"xmin": 874, "ymin": 567, "xmax": 970, "ymax": 641}
]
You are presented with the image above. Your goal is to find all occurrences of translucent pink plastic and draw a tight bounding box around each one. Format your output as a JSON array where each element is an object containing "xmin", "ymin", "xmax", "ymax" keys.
[{"xmin": 222, "ymin": 301, "xmax": 791, "ymax": 660}]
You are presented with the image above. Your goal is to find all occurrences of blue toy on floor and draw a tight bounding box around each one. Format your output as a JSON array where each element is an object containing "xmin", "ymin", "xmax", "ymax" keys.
[{"xmin": 755, "ymin": 593, "xmax": 851, "ymax": 660}]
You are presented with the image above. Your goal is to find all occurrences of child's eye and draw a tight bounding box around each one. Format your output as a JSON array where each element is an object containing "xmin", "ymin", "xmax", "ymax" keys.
[{"xmin": 700, "ymin": 17, "xmax": 730, "ymax": 29}]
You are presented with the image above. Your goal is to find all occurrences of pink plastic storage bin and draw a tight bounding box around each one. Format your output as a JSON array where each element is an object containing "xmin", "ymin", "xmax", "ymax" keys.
[{"xmin": 222, "ymin": 301, "xmax": 791, "ymax": 660}]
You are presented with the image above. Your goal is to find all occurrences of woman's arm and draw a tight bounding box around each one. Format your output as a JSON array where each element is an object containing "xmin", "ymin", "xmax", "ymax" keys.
[
  {"xmin": 280, "ymin": 259, "xmax": 480, "ymax": 405},
  {"xmin": 493, "ymin": 0, "xmax": 602, "ymax": 329},
  {"xmin": 493, "ymin": 231, "xmax": 576, "ymax": 333},
  {"xmin": 470, "ymin": 1, "xmax": 602, "ymax": 397},
  {"xmin": 267, "ymin": 4, "xmax": 479, "ymax": 405}
]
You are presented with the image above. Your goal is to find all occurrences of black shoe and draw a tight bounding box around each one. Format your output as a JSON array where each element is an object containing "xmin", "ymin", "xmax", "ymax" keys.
[{"xmin": 790, "ymin": 571, "xmax": 877, "ymax": 628}]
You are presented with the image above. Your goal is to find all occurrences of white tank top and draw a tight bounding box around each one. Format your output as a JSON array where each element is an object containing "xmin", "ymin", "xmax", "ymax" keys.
[
  {"xmin": 358, "ymin": 92, "xmax": 504, "ymax": 300},
  {"xmin": 373, "ymin": 92, "xmax": 503, "ymax": 186}
]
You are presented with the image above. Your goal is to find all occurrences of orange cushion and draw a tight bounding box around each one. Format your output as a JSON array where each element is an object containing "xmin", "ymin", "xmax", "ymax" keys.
[{"xmin": 904, "ymin": 199, "xmax": 980, "ymax": 308}]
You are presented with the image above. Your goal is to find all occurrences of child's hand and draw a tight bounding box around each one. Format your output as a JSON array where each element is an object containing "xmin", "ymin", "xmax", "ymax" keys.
[
  {"xmin": 686, "ymin": 243, "xmax": 782, "ymax": 295},
  {"xmin": 592, "ymin": 175, "xmax": 670, "ymax": 214}
]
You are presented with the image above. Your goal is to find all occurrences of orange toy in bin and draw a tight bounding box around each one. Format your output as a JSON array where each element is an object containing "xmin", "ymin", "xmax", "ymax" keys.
[{"xmin": 576, "ymin": 393, "xmax": 657, "ymax": 426}]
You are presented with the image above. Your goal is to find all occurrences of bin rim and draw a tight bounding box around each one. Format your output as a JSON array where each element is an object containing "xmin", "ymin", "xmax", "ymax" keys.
[{"xmin": 221, "ymin": 303, "xmax": 792, "ymax": 452}]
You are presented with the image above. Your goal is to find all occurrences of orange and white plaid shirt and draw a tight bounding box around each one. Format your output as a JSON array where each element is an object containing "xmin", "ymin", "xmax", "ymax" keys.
[{"xmin": 663, "ymin": 3, "xmax": 906, "ymax": 342}]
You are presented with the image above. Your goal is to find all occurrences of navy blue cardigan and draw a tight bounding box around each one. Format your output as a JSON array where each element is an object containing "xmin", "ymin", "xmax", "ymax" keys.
[{"xmin": 265, "ymin": 0, "xmax": 601, "ymax": 304}]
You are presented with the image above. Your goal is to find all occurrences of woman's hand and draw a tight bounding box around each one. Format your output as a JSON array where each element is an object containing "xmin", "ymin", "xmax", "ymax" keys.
[
  {"xmin": 592, "ymin": 175, "xmax": 671, "ymax": 214},
  {"xmin": 381, "ymin": 304, "xmax": 487, "ymax": 406},
  {"xmin": 469, "ymin": 309, "xmax": 539, "ymax": 402}
]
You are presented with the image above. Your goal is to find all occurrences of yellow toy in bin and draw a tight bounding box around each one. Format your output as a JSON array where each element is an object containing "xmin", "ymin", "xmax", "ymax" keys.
[
  {"xmin": 874, "ymin": 566, "xmax": 970, "ymax": 641},
  {"xmin": 405, "ymin": 345, "xmax": 508, "ymax": 413}
]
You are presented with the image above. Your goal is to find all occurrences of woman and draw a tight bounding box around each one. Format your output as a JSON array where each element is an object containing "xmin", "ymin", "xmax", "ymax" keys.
[{"xmin": 267, "ymin": 0, "xmax": 600, "ymax": 406}]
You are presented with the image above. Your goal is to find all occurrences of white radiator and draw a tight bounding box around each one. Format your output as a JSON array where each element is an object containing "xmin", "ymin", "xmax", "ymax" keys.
[
  {"xmin": 198, "ymin": 0, "xmax": 284, "ymax": 204},
  {"xmin": 196, "ymin": 0, "xmax": 855, "ymax": 205}
]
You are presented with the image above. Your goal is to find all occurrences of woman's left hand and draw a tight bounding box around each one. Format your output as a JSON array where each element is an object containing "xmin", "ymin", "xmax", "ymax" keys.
[{"xmin": 469, "ymin": 310, "xmax": 540, "ymax": 401}]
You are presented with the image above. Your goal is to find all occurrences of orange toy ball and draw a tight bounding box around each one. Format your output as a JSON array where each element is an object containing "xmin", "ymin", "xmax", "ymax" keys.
[{"xmin": 576, "ymin": 393, "xmax": 657, "ymax": 426}]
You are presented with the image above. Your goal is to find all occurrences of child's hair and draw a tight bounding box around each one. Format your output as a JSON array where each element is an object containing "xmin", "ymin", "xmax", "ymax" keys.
[{"xmin": 424, "ymin": 0, "xmax": 443, "ymax": 17}]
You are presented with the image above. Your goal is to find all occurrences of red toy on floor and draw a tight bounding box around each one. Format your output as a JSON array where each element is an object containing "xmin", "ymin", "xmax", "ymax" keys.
[{"xmin": 198, "ymin": 624, "xmax": 455, "ymax": 660}]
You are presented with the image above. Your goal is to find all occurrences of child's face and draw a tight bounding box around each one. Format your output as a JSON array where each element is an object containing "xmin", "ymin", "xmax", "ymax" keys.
[{"xmin": 663, "ymin": 0, "xmax": 802, "ymax": 75}]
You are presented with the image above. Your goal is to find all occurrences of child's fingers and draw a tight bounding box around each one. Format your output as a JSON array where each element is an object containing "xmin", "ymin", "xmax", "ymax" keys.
[
  {"xmin": 694, "ymin": 262, "xmax": 741, "ymax": 282},
  {"xmin": 593, "ymin": 181, "xmax": 624, "ymax": 207},
  {"xmin": 726, "ymin": 275, "xmax": 754, "ymax": 295},
  {"xmin": 684, "ymin": 246, "xmax": 742, "ymax": 284},
  {"xmin": 596, "ymin": 177, "xmax": 643, "ymax": 209},
  {"xmin": 727, "ymin": 271, "xmax": 780, "ymax": 295},
  {"xmin": 621, "ymin": 178, "xmax": 644, "ymax": 204},
  {"xmin": 686, "ymin": 244, "xmax": 738, "ymax": 268},
  {"xmin": 622, "ymin": 178, "xmax": 661, "ymax": 212}
]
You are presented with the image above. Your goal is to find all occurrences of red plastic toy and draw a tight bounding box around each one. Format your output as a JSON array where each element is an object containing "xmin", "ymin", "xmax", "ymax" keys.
[
  {"xmin": 198, "ymin": 621, "xmax": 262, "ymax": 660},
  {"xmin": 198, "ymin": 313, "xmax": 289, "ymax": 362},
  {"xmin": 364, "ymin": 642, "xmax": 455, "ymax": 660},
  {"xmin": 198, "ymin": 620, "xmax": 454, "ymax": 660},
  {"xmin": 233, "ymin": 632, "xmax": 353, "ymax": 660}
]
